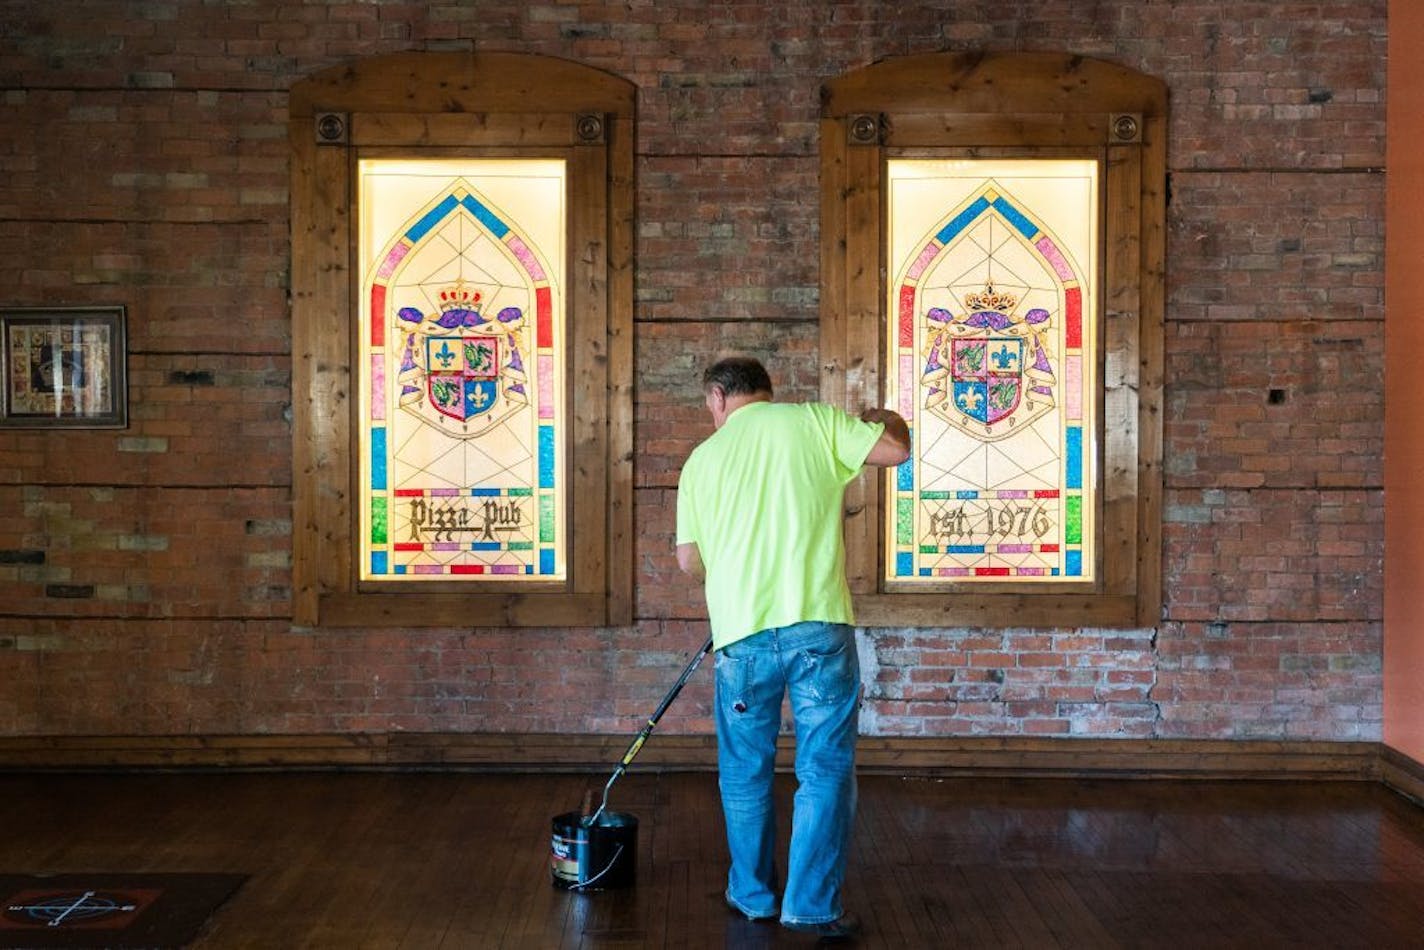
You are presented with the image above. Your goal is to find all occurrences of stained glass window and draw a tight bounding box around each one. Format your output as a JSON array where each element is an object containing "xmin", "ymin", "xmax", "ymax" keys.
[
  {"xmin": 885, "ymin": 159, "xmax": 1099, "ymax": 584},
  {"xmin": 357, "ymin": 159, "xmax": 566, "ymax": 582}
]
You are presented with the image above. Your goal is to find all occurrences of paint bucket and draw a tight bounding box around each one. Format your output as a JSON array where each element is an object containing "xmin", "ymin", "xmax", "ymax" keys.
[{"xmin": 550, "ymin": 811, "xmax": 638, "ymax": 890}]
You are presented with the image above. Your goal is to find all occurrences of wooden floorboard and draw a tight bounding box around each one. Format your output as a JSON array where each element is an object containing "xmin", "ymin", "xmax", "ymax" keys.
[{"xmin": 0, "ymin": 771, "xmax": 1421, "ymax": 948}]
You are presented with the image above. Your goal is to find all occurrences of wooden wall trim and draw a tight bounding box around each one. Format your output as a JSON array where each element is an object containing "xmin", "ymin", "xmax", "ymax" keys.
[
  {"xmin": 819, "ymin": 51, "xmax": 1167, "ymax": 628},
  {"xmin": 288, "ymin": 51, "xmax": 636, "ymax": 116},
  {"xmin": 0, "ymin": 734, "xmax": 1384, "ymax": 784},
  {"xmin": 821, "ymin": 52, "xmax": 1167, "ymax": 116},
  {"xmin": 1380, "ymin": 744, "xmax": 1424, "ymax": 806},
  {"xmin": 289, "ymin": 52, "xmax": 635, "ymax": 627}
]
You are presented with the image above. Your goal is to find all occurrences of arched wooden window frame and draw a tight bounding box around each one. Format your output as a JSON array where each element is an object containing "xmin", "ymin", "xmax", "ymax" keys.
[
  {"xmin": 289, "ymin": 53, "xmax": 634, "ymax": 627},
  {"xmin": 821, "ymin": 52, "xmax": 1165, "ymax": 628}
]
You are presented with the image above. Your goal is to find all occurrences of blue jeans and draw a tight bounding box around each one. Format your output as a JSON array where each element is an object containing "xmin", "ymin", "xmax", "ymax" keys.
[{"xmin": 714, "ymin": 621, "xmax": 860, "ymax": 926}]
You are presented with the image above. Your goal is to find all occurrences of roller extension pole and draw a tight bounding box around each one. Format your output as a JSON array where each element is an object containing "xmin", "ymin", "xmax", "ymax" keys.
[{"xmin": 585, "ymin": 636, "xmax": 714, "ymax": 827}]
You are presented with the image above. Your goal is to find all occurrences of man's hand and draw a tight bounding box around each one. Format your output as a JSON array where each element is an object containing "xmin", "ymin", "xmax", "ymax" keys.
[
  {"xmin": 860, "ymin": 407, "xmax": 912, "ymax": 467},
  {"xmin": 676, "ymin": 542, "xmax": 706, "ymax": 581}
]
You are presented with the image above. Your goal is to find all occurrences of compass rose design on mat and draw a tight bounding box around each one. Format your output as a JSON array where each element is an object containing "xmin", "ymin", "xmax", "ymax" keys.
[{"xmin": 5, "ymin": 889, "xmax": 146, "ymax": 929}]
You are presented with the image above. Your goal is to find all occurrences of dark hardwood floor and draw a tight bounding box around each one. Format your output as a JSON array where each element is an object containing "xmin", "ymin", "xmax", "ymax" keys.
[{"xmin": 1, "ymin": 769, "xmax": 1422, "ymax": 948}]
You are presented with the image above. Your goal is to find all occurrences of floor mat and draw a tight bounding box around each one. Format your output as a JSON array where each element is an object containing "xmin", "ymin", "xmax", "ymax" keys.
[{"xmin": 0, "ymin": 874, "xmax": 245, "ymax": 948}]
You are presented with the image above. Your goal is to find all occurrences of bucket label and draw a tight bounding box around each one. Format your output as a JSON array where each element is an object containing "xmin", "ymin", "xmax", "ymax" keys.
[{"xmin": 550, "ymin": 832, "xmax": 585, "ymax": 883}]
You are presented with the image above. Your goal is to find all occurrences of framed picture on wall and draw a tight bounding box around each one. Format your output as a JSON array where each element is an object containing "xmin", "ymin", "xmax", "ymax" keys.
[{"xmin": 0, "ymin": 306, "xmax": 128, "ymax": 428}]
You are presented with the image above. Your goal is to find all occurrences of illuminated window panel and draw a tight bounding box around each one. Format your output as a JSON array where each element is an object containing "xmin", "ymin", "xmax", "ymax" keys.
[
  {"xmin": 357, "ymin": 159, "xmax": 566, "ymax": 582},
  {"xmin": 885, "ymin": 159, "xmax": 1099, "ymax": 584}
]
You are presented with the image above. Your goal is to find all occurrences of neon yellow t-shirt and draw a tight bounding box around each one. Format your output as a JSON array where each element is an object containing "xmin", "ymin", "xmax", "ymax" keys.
[{"xmin": 676, "ymin": 401, "xmax": 884, "ymax": 649}]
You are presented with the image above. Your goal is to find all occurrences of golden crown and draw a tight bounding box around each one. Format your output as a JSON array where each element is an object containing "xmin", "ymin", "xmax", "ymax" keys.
[
  {"xmin": 965, "ymin": 282, "xmax": 1017, "ymax": 313},
  {"xmin": 438, "ymin": 279, "xmax": 483, "ymax": 312}
]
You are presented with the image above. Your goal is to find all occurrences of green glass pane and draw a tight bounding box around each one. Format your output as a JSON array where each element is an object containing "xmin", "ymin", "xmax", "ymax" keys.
[
  {"xmin": 540, "ymin": 494, "xmax": 555, "ymax": 543},
  {"xmin": 897, "ymin": 499, "xmax": 914, "ymax": 545},
  {"xmin": 371, "ymin": 498, "xmax": 387, "ymax": 545},
  {"xmin": 1066, "ymin": 496, "xmax": 1082, "ymax": 544}
]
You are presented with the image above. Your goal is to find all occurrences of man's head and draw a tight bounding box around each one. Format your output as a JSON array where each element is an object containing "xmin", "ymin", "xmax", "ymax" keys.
[
  {"xmin": 702, "ymin": 356, "xmax": 772, "ymax": 398},
  {"xmin": 701, "ymin": 356, "xmax": 773, "ymax": 428}
]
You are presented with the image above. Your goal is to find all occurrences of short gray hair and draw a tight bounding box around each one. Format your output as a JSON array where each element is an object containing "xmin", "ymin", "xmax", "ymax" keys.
[{"xmin": 702, "ymin": 356, "xmax": 773, "ymax": 398}]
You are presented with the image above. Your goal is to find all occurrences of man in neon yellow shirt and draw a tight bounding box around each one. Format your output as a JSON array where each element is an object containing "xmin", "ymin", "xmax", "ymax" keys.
[{"xmin": 676, "ymin": 356, "xmax": 910, "ymax": 940}]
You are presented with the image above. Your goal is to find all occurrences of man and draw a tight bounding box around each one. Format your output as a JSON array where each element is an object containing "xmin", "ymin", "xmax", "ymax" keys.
[{"xmin": 675, "ymin": 356, "xmax": 911, "ymax": 941}]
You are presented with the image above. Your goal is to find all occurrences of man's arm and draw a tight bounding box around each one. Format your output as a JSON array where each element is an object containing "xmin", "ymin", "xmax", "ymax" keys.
[
  {"xmin": 676, "ymin": 541, "xmax": 706, "ymax": 581},
  {"xmin": 860, "ymin": 408, "xmax": 912, "ymax": 468}
]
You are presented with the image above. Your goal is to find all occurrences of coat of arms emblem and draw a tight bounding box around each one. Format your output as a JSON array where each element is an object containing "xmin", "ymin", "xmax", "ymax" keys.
[
  {"xmin": 390, "ymin": 280, "xmax": 529, "ymax": 437},
  {"xmin": 922, "ymin": 283, "xmax": 1056, "ymax": 440},
  {"xmin": 426, "ymin": 335, "xmax": 499, "ymax": 422}
]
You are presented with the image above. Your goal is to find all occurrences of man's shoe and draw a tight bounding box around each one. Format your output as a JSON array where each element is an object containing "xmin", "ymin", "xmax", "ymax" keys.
[
  {"xmin": 724, "ymin": 896, "xmax": 777, "ymax": 922},
  {"xmin": 781, "ymin": 912, "xmax": 861, "ymax": 942}
]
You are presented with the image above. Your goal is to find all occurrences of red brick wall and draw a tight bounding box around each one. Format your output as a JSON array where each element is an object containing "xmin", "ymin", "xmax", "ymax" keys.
[{"xmin": 0, "ymin": 1, "xmax": 1386, "ymax": 742}]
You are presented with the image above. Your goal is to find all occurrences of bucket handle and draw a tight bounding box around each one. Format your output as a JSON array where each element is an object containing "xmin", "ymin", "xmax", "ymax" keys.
[{"xmin": 573, "ymin": 843, "xmax": 624, "ymax": 890}]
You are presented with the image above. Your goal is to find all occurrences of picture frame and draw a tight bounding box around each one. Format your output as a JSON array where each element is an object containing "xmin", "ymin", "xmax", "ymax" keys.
[{"xmin": 1, "ymin": 306, "xmax": 128, "ymax": 429}]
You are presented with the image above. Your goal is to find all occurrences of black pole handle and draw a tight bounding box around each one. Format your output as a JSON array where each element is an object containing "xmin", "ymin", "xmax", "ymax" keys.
[
  {"xmin": 587, "ymin": 636, "xmax": 714, "ymax": 825},
  {"xmin": 614, "ymin": 635, "xmax": 713, "ymax": 769},
  {"xmin": 644, "ymin": 636, "xmax": 714, "ymax": 731}
]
